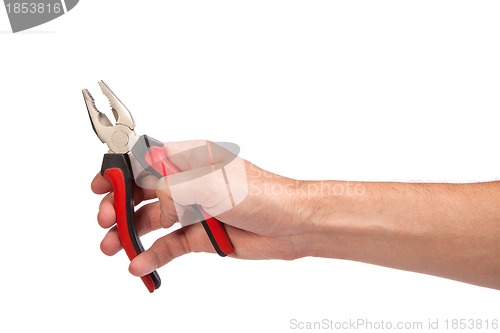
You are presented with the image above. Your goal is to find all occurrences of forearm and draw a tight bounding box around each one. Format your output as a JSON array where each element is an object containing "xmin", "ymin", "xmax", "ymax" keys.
[{"xmin": 299, "ymin": 180, "xmax": 500, "ymax": 289}]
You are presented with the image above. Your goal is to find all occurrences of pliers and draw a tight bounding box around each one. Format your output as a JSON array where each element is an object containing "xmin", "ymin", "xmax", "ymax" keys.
[{"xmin": 83, "ymin": 81, "xmax": 234, "ymax": 293}]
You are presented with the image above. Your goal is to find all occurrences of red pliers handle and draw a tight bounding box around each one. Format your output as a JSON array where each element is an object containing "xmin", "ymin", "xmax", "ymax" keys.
[
  {"xmin": 84, "ymin": 81, "xmax": 234, "ymax": 293},
  {"xmin": 101, "ymin": 153, "xmax": 161, "ymax": 292}
]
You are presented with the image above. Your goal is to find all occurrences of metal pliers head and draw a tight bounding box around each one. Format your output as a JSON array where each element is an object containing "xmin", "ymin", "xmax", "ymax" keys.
[{"xmin": 83, "ymin": 81, "xmax": 138, "ymax": 154}]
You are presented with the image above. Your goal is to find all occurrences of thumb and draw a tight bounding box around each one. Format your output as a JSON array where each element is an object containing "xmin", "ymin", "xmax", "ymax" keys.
[
  {"xmin": 158, "ymin": 167, "xmax": 234, "ymax": 226},
  {"xmin": 157, "ymin": 162, "xmax": 249, "ymax": 226}
]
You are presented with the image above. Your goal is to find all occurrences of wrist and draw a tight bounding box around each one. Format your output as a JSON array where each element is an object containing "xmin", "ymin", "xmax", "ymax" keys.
[{"xmin": 293, "ymin": 180, "xmax": 372, "ymax": 259}]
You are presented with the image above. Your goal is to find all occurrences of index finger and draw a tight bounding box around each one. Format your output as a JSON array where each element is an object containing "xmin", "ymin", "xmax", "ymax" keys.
[
  {"xmin": 91, "ymin": 173, "xmax": 112, "ymax": 194},
  {"xmin": 91, "ymin": 172, "xmax": 158, "ymax": 202}
]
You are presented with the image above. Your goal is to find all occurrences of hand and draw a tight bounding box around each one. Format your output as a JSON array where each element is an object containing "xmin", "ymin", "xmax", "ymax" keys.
[
  {"xmin": 91, "ymin": 140, "xmax": 314, "ymax": 279},
  {"xmin": 92, "ymin": 139, "xmax": 500, "ymax": 290}
]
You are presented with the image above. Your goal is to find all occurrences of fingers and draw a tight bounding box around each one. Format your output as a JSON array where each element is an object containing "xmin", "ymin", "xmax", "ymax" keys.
[
  {"xmin": 129, "ymin": 224, "xmax": 215, "ymax": 277},
  {"xmin": 94, "ymin": 170, "xmax": 162, "ymax": 233},
  {"xmin": 100, "ymin": 226, "xmax": 121, "ymax": 256},
  {"xmin": 100, "ymin": 199, "xmax": 179, "ymax": 256},
  {"xmin": 97, "ymin": 192, "xmax": 116, "ymax": 229},
  {"xmin": 128, "ymin": 229, "xmax": 190, "ymax": 276},
  {"xmin": 91, "ymin": 172, "xmax": 157, "ymax": 200},
  {"xmin": 91, "ymin": 173, "xmax": 112, "ymax": 194}
]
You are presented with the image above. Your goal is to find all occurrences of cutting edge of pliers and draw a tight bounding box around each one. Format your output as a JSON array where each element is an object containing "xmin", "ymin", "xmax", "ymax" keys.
[{"xmin": 83, "ymin": 81, "xmax": 138, "ymax": 154}]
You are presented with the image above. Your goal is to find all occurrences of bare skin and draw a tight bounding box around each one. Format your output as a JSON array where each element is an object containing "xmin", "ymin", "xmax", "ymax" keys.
[{"xmin": 91, "ymin": 141, "xmax": 500, "ymax": 290}]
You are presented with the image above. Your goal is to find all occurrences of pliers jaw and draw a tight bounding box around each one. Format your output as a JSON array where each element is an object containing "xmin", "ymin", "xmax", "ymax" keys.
[{"xmin": 83, "ymin": 81, "xmax": 137, "ymax": 154}]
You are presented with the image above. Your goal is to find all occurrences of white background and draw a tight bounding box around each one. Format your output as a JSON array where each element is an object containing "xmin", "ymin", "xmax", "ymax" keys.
[{"xmin": 1, "ymin": 1, "xmax": 500, "ymax": 332}]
